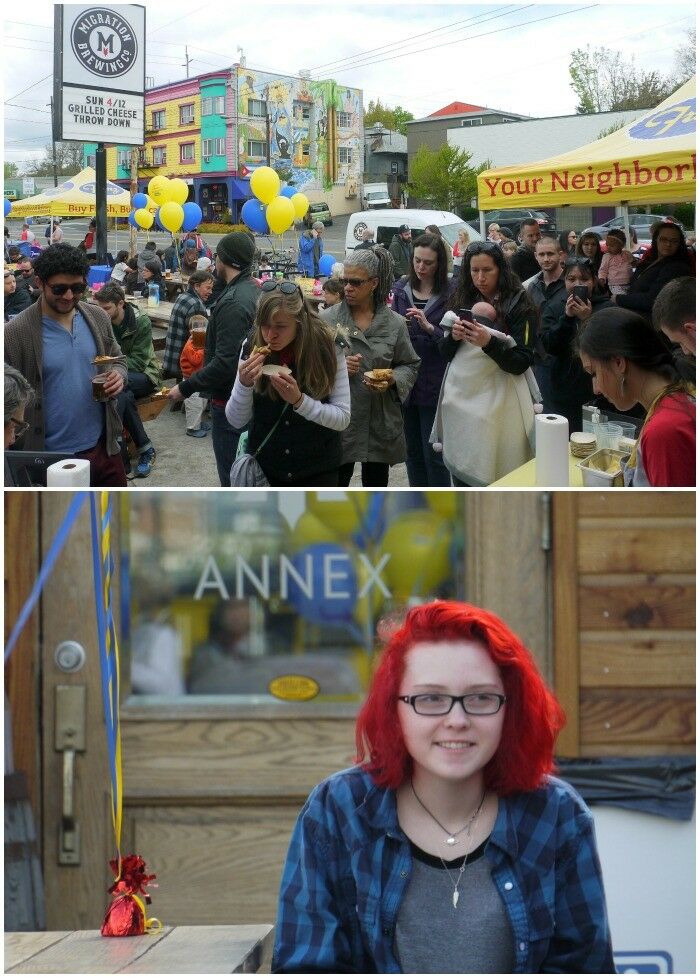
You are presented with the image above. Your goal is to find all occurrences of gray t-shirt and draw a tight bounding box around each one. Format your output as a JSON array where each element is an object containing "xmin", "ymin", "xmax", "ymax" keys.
[{"xmin": 394, "ymin": 839, "xmax": 515, "ymax": 974}]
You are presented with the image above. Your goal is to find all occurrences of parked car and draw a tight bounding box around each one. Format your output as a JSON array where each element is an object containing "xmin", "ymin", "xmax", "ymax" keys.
[
  {"xmin": 345, "ymin": 209, "xmax": 483, "ymax": 266},
  {"xmin": 483, "ymin": 208, "xmax": 556, "ymax": 236},
  {"xmin": 361, "ymin": 183, "xmax": 392, "ymax": 209},
  {"xmin": 584, "ymin": 213, "xmax": 683, "ymax": 244},
  {"xmin": 302, "ymin": 202, "xmax": 333, "ymax": 228}
]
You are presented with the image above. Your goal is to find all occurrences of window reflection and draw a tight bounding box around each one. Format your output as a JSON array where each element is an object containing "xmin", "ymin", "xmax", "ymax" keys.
[{"xmin": 125, "ymin": 492, "xmax": 465, "ymax": 700}]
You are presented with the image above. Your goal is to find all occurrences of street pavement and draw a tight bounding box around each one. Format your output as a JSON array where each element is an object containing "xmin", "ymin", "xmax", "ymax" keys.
[{"xmin": 140, "ymin": 400, "xmax": 409, "ymax": 487}]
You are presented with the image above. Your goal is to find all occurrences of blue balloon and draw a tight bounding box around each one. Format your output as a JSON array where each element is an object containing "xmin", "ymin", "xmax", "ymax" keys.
[
  {"xmin": 318, "ymin": 253, "xmax": 336, "ymax": 277},
  {"xmin": 154, "ymin": 207, "xmax": 166, "ymax": 232},
  {"xmin": 4, "ymin": 198, "xmax": 11, "ymax": 217},
  {"xmin": 132, "ymin": 192, "xmax": 148, "ymax": 209},
  {"xmin": 182, "ymin": 201, "xmax": 203, "ymax": 232},
  {"xmin": 127, "ymin": 210, "xmax": 138, "ymax": 228},
  {"xmin": 287, "ymin": 543, "xmax": 357, "ymax": 624},
  {"xmin": 280, "ymin": 186, "xmax": 297, "ymax": 199},
  {"xmin": 241, "ymin": 198, "xmax": 269, "ymax": 235}
]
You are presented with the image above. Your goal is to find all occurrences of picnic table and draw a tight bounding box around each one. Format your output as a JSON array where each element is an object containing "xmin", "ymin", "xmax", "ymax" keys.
[{"xmin": 4, "ymin": 924, "xmax": 274, "ymax": 974}]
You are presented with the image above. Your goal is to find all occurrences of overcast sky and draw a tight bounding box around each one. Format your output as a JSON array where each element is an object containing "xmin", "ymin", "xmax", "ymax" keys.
[{"xmin": 3, "ymin": 0, "xmax": 695, "ymax": 170}]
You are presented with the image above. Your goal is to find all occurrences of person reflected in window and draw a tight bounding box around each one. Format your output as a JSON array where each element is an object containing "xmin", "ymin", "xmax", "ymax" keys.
[{"xmin": 187, "ymin": 600, "xmax": 253, "ymax": 693}]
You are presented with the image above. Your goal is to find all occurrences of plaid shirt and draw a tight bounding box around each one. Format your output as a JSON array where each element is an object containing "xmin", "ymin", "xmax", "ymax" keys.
[
  {"xmin": 273, "ymin": 766, "xmax": 615, "ymax": 974},
  {"xmin": 162, "ymin": 288, "xmax": 207, "ymax": 376}
]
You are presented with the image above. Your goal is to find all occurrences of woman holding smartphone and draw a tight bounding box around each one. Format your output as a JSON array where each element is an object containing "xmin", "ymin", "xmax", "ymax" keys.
[
  {"xmin": 273, "ymin": 600, "xmax": 615, "ymax": 974},
  {"xmin": 434, "ymin": 241, "xmax": 536, "ymax": 486},
  {"xmin": 391, "ymin": 233, "xmax": 456, "ymax": 486},
  {"xmin": 539, "ymin": 257, "xmax": 613, "ymax": 432}
]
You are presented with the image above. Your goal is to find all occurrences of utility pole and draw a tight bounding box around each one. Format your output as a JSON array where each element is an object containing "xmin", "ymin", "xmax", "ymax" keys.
[
  {"xmin": 48, "ymin": 97, "xmax": 59, "ymax": 187},
  {"xmin": 265, "ymin": 103, "xmax": 271, "ymax": 166},
  {"xmin": 129, "ymin": 147, "xmax": 139, "ymax": 257},
  {"xmin": 182, "ymin": 46, "xmax": 193, "ymax": 78}
]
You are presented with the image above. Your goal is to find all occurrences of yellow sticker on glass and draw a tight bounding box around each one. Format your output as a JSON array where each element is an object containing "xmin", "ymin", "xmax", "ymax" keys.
[{"xmin": 268, "ymin": 675, "xmax": 320, "ymax": 701}]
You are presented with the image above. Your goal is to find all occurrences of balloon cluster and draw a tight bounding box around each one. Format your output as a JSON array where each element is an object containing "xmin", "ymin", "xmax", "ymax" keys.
[
  {"xmin": 128, "ymin": 176, "xmax": 203, "ymax": 235},
  {"xmin": 241, "ymin": 166, "xmax": 309, "ymax": 236}
]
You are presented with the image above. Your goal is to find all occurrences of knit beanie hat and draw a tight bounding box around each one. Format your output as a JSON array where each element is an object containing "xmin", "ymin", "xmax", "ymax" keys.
[
  {"xmin": 144, "ymin": 259, "xmax": 161, "ymax": 275},
  {"xmin": 216, "ymin": 231, "xmax": 255, "ymax": 270}
]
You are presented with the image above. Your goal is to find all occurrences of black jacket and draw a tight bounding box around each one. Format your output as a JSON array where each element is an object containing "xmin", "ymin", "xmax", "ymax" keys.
[
  {"xmin": 440, "ymin": 290, "xmax": 535, "ymax": 375},
  {"xmin": 540, "ymin": 291, "xmax": 613, "ymax": 431},
  {"xmin": 616, "ymin": 256, "xmax": 693, "ymax": 319},
  {"xmin": 510, "ymin": 245, "xmax": 540, "ymax": 282},
  {"xmin": 248, "ymin": 393, "xmax": 342, "ymax": 484},
  {"xmin": 4, "ymin": 286, "xmax": 35, "ymax": 321},
  {"xmin": 178, "ymin": 273, "xmax": 259, "ymax": 401}
]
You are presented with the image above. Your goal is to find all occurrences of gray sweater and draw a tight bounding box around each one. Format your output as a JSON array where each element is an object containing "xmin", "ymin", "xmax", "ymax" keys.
[{"xmin": 4, "ymin": 299, "xmax": 127, "ymax": 455}]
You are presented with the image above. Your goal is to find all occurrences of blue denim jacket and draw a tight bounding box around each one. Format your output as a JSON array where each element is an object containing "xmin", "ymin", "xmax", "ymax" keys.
[{"xmin": 273, "ymin": 766, "xmax": 615, "ymax": 973}]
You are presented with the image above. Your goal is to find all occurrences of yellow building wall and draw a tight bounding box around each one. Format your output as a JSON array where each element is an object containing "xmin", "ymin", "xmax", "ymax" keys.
[{"xmin": 105, "ymin": 95, "xmax": 203, "ymax": 180}]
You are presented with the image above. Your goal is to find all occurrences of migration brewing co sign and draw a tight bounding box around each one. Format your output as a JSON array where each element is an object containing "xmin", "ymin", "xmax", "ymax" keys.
[{"xmin": 54, "ymin": 5, "xmax": 145, "ymax": 145}]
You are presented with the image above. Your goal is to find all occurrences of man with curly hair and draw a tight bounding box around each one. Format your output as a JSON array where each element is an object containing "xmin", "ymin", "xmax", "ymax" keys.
[{"xmin": 4, "ymin": 243, "xmax": 128, "ymax": 486}]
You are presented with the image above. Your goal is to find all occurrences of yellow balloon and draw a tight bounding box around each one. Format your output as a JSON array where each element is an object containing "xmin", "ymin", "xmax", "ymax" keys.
[
  {"xmin": 159, "ymin": 201, "xmax": 184, "ymax": 234},
  {"xmin": 289, "ymin": 511, "xmax": 339, "ymax": 551},
  {"xmin": 380, "ymin": 511, "xmax": 451, "ymax": 601},
  {"xmin": 134, "ymin": 208, "xmax": 154, "ymax": 229},
  {"xmin": 250, "ymin": 166, "xmax": 280, "ymax": 205},
  {"xmin": 291, "ymin": 192, "xmax": 309, "ymax": 220},
  {"xmin": 167, "ymin": 178, "xmax": 189, "ymax": 206},
  {"xmin": 306, "ymin": 492, "xmax": 369, "ymax": 536},
  {"xmin": 424, "ymin": 492, "xmax": 457, "ymax": 520},
  {"xmin": 147, "ymin": 176, "xmax": 169, "ymax": 205},
  {"xmin": 266, "ymin": 196, "xmax": 295, "ymax": 235},
  {"xmin": 353, "ymin": 553, "xmax": 386, "ymax": 627}
]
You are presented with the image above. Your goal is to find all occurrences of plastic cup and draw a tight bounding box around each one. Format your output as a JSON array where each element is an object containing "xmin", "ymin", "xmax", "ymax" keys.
[
  {"xmin": 596, "ymin": 422, "xmax": 623, "ymax": 449},
  {"xmin": 92, "ymin": 373, "xmax": 110, "ymax": 401}
]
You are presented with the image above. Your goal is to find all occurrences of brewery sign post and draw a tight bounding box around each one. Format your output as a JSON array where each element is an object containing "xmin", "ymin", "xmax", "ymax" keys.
[{"xmin": 53, "ymin": 5, "xmax": 146, "ymax": 263}]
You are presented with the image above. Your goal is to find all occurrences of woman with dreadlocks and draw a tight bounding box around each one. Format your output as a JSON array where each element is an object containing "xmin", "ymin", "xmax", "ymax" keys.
[{"xmin": 320, "ymin": 246, "xmax": 420, "ymax": 487}]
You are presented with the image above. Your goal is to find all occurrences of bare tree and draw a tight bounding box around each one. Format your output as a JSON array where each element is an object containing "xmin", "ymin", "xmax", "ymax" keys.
[
  {"xmin": 23, "ymin": 142, "xmax": 86, "ymax": 178},
  {"xmin": 570, "ymin": 46, "xmax": 678, "ymax": 114}
]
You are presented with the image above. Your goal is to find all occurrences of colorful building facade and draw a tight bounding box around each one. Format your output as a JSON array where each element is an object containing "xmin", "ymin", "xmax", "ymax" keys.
[{"xmin": 85, "ymin": 67, "xmax": 363, "ymax": 222}]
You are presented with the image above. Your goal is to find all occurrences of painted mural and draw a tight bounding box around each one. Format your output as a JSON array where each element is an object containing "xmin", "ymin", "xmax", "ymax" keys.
[{"xmin": 236, "ymin": 68, "xmax": 362, "ymax": 192}]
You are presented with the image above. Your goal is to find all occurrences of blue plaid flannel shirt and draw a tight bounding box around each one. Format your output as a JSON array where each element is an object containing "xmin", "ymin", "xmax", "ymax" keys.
[{"xmin": 273, "ymin": 766, "xmax": 615, "ymax": 973}]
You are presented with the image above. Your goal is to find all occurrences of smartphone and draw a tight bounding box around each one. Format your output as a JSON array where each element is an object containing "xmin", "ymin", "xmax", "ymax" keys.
[
  {"xmin": 572, "ymin": 286, "xmax": 589, "ymax": 302},
  {"xmin": 458, "ymin": 308, "xmax": 474, "ymax": 322}
]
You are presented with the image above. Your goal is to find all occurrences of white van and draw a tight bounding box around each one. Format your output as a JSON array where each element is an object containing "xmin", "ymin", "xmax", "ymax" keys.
[
  {"xmin": 345, "ymin": 209, "xmax": 482, "ymax": 264},
  {"xmin": 361, "ymin": 183, "xmax": 392, "ymax": 209}
]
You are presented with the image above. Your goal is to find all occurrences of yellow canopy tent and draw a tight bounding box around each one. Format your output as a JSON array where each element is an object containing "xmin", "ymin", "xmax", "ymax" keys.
[
  {"xmin": 10, "ymin": 166, "xmax": 132, "ymax": 219},
  {"xmin": 477, "ymin": 77, "xmax": 695, "ymax": 213}
]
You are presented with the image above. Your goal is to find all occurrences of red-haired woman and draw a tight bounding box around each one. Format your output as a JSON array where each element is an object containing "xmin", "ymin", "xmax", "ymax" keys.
[{"xmin": 273, "ymin": 601, "xmax": 615, "ymax": 974}]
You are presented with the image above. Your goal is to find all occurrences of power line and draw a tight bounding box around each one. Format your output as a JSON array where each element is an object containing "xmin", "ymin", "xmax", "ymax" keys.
[
  {"xmin": 322, "ymin": 4, "xmax": 599, "ymax": 76},
  {"xmin": 3, "ymin": 19, "xmax": 51, "ymax": 29},
  {"xmin": 309, "ymin": 4, "xmax": 529, "ymax": 72},
  {"xmin": 4, "ymin": 73, "xmax": 53, "ymax": 104}
]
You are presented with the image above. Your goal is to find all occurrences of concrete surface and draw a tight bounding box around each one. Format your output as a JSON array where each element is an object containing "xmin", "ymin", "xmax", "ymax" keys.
[{"xmin": 138, "ymin": 398, "xmax": 409, "ymax": 488}]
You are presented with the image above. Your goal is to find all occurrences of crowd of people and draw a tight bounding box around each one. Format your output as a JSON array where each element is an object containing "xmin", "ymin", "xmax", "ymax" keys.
[{"xmin": 4, "ymin": 212, "xmax": 696, "ymax": 488}]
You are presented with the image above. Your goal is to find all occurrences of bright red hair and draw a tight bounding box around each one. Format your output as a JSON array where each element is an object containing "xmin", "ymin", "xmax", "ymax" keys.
[{"xmin": 355, "ymin": 601, "xmax": 565, "ymax": 795}]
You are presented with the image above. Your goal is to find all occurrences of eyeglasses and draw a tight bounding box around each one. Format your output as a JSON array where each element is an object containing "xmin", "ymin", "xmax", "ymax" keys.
[
  {"xmin": 9, "ymin": 417, "xmax": 30, "ymax": 438},
  {"xmin": 260, "ymin": 279, "xmax": 301, "ymax": 295},
  {"xmin": 397, "ymin": 693, "xmax": 506, "ymax": 716},
  {"xmin": 340, "ymin": 276, "xmax": 375, "ymax": 287},
  {"xmin": 466, "ymin": 241, "xmax": 501, "ymax": 256},
  {"xmin": 48, "ymin": 282, "xmax": 87, "ymax": 297}
]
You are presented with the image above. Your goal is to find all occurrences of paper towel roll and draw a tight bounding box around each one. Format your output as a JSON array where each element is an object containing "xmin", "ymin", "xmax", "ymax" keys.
[
  {"xmin": 535, "ymin": 413, "xmax": 570, "ymax": 487},
  {"xmin": 46, "ymin": 458, "xmax": 90, "ymax": 487}
]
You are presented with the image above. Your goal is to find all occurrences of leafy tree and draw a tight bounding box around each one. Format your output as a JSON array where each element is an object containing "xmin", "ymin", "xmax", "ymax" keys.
[
  {"xmin": 365, "ymin": 99, "xmax": 414, "ymax": 135},
  {"xmin": 408, "ymin": 144, "xmax": 485, "ymax": 213},
  {"xmin": 4, "ymin": 162, "xmax": 18, "ymax": 178},
  {"xmin": 673, "ymin": 29, "xmax": 696, "ymax": 84},
  {"xmin": 569, "ymin": 46, "xmax": 677, "ymax": 114},
  {"xmin": 23, "ymin": 142, "xmax": 85, "ymax": 177}
]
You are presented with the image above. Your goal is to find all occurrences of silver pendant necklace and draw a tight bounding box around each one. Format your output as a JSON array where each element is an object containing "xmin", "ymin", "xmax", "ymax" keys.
[
  {"xmin": 411, "ymin": 779, "xmax": 486, "ymax": 846},
  {"xmin": 410, "ymin": 781, "xmax": 486, "ymax": 908}
]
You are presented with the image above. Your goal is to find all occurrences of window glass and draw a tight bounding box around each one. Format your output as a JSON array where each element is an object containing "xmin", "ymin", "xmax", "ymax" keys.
[{"xmin": 125, "ymin": 491, "xmax": 465, "ymax": 701}]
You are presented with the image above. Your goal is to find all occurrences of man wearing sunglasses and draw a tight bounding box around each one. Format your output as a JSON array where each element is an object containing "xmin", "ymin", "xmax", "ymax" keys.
[{"xmin": 4, "ymin": 243, "xmax": 128, "ymax": 486}]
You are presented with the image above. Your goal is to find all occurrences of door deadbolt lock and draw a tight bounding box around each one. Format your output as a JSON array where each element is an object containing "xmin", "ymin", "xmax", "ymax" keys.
[{"xmin": 54, "ymin": 641, "xmax": 86, "ymax": 673}]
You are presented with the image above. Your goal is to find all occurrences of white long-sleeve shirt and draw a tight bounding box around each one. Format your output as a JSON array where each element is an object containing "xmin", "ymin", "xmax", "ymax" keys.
[{"xmin": 225, "ymin": 345, "xmax": 351, "ymax": 432}]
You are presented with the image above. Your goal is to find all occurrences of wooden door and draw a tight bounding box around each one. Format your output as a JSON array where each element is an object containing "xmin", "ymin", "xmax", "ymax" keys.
[{"xmin": 23, "ymin": 490, "xmax": 547, "ymax": 931}]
